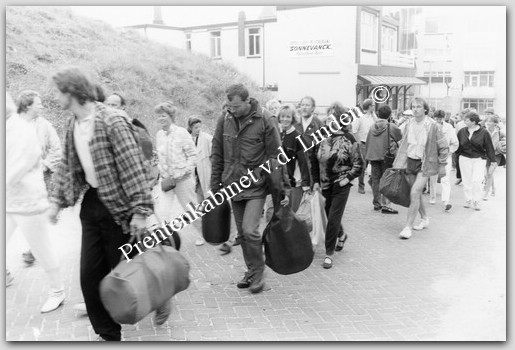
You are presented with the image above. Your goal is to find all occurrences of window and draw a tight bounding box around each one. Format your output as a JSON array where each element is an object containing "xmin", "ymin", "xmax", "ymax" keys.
[
  {"xmin": 382, "ymin": 26, "xmax": 397, "ymax": 52},
  {"xmin": 462, "ymin": 99, "xmax": 494, "ymax": 114},
  {"xmin": 248, "ymin": 28, "xmax": 261, "ymax": 56},
  {"xmin": 210, "ymin": 31, "xmax": 221, "ymax": 58},
  {"xmin": 464, "ymin": 71, "xmax": 495, "ymax": 87},
  {"xmin": 185, "ymin": 33, "xmax": 191, "ymax": 51},
  {"xmin": 361, "ymin": 11, "xmax": 378, "ymax": 51},
  {"xmin": 422, "ymin": 71, "xmax": 452, "ymax": 83}
]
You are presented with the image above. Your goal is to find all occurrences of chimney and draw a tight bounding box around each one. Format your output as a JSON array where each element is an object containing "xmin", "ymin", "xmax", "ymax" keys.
[
  {"xmin": 153, "ymin": 6, "xmax": 164, "ymax": 25},
  {"xmin": 238, "ymin": 11, "xmax": 246, "ymax": 56}
]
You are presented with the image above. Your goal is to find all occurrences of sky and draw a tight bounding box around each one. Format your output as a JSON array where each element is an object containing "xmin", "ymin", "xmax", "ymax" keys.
[{"xmin": 72, "ymin": 6, "xmax": 267, "ymax": 28}]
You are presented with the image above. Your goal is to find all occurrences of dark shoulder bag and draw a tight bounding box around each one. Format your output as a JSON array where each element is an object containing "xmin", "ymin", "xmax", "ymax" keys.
[{"xmin": 384, "ymin": 122, "xmax": 398, "ymax": 166}]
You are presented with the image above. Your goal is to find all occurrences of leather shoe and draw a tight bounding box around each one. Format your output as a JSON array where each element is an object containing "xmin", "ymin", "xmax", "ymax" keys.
[
  {"xmin": 237, "ymin": 272, "xmax": 251, "ymax": 289},
  {"xmin": 381, "ymin": 206, "xmax": 398, "ymax": 214},
  {"xmin": 249, "ymin": 275, "xmax": 265, "ymax": 294}
]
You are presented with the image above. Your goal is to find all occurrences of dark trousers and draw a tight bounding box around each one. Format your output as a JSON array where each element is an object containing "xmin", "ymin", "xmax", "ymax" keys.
[
  {"xmin": 80, "ymin": 188, "xmax": 131, "ymax": 341},
  {"xmin": 370, "ymin": 160, "xmax": 391, "ymax": 208},
  {"xmin": 358, "ymin": 142, "xmax": 368, "ymax": 189},
  {"xmin": 231, "ymin": 198, "xmax": 266, "ymax": 282},
  {"xmin": 322, "ymin": 183, "xmax": 351, "ymax": 256}
]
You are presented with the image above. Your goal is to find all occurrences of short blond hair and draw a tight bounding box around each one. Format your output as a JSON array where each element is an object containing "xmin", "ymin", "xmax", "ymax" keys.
[{"xmin": 154, "ymin": 101, "xmax": 177, "ymax": 122}]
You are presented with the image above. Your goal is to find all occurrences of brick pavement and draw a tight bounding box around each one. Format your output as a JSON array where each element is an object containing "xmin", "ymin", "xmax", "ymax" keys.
[{"xmin": 5, "ymin": 168, "xmax": 506, "ymax": 341}]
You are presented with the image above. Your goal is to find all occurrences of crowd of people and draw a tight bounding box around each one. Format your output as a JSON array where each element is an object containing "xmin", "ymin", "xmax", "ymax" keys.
[{"xmin": 5, "ymin": 66, "xmax": 506, "ymax": 341}]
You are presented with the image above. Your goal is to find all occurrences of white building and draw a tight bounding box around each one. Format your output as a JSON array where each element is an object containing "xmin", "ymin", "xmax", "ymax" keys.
[
  {"xmin": 417, "ymin": 6, "xmax": 506, "ymax": 118},
  {"xmin": 126, "ymin": 6, "xmax": 425, "ymax": 113}
]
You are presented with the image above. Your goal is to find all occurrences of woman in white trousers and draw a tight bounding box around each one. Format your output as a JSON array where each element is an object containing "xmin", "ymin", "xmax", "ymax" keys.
[
  {"xmin": 429, "ymin": 110, "xmax": 459, "ymax": 211},
  {"xmin": 455, "ymin": 112, "xmax": 496, "ymax": 211},
  {"xmin": 154, "ymin": 102, "xmax": 204, "ymax": 246},
  {"xmin": 5, "ymin": 92, "xmax": 65, "ymax": 313}
]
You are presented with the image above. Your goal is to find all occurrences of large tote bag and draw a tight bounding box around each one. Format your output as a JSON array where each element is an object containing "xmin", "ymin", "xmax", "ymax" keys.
[
  {"xmin": 262, "ymin": 159, "xmax": 313, "ymax": 275},
  {"xmin": 201, "ymin": 197, "xmax": 231, "ymax": 245},
  {"xmin": 100, "ymin": 222, "xmax": 190, "ymax": 325},
  {"xmin": 379, "ymin": 168, "xmax": 411, "ymax": 208}
]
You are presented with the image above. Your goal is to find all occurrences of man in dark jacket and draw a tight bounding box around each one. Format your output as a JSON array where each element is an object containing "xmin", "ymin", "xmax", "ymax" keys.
[
  {"xmin": 365, "ymin": 105, "xmax": 403, "ymax": 214},
  {"xmin": 294, "ymin": 96, "xmax": 324, "ymax": 186},
  {"xmin": 211, "ymin": 84, "xmax": 282, "ymax": 294}
]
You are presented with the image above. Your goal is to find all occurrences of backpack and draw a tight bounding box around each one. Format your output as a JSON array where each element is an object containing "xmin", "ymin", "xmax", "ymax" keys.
[
  {"xmin": 132, "ymin": 118, "xmax": 154, "ymax": 161},
  {"xmin": 131, "ymin": 118, "xmax": 159, "ymax": 188}
]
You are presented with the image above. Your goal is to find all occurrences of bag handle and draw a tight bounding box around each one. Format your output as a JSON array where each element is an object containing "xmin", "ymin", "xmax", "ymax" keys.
[{"xmin": 118, "ymin": 213, "xmax": 169, "ymax": 263}]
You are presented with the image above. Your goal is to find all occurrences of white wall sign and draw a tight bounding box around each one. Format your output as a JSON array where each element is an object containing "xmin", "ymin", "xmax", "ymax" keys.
[{"xmin": 288, "ymin": 39, "xmax": 334, "ymax": 57}]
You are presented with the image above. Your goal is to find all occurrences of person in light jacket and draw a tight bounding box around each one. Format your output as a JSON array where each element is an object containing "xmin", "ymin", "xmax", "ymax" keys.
[
  {"xmin": 483, "ymin": 115, "xmax": 506, "ymax": 199},
  {"xmin": 154, "ymin": 102, "xmax": 203, "ymax": 246},
  {"xmin": 6, "ymin": 92, "xmax": 65, "ymax": 313},
  {"xmin": 187, "ymin": 116, "xmax": 213, "ymax": 203},
  {"xmin": 16, "ymin": 90, "xmax": 62, "ymax": 266},
  {"xmin": 393, "ymin": 97, "xmax": 449, "ymax": 240},
  {"xmin": 429, "ymin": 110, "xmax": 459, "ymax": 211}
]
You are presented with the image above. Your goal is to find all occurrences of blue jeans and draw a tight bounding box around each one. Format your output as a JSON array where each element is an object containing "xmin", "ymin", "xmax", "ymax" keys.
[
  {"xmin": 322, "ymin": 183, "xmax": 351, "ymax": 256},
  {"xmin": 370, "ymin": 160, "xmax": 391, "ymax": 208},
  {"xmin": 231, "ymin": 197, "xmax": 267, "ymax": 281}
]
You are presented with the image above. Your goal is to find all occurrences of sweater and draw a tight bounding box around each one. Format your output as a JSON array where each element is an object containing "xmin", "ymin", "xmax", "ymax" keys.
[
  {"xmin": 456, "ymin": 127, "xmax": 496, "ymax": 162},
  {"xmin": 365, "ymin": 119, "xmax": 402, "ymax": 161},
  {"xmin": 6, "ymin": 114, "xmax": 49, "ymax": 215}
]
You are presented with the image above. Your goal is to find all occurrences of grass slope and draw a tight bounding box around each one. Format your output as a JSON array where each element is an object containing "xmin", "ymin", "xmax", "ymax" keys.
[{"xmin": 6, "ymin": 6, "xmax": 272, "ymax": 137}]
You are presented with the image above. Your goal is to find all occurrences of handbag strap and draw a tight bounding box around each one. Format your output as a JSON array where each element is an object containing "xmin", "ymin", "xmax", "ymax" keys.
[{"xmin": 385, "ymin": 121, "xmax": 399, "ymax": 154}]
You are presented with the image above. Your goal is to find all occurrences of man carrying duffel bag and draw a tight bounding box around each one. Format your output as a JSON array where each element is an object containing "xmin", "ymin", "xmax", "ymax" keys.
[
  {"xmin": 48, "ymin": 67, "xmax": 155, "ymax": 341},
  {"xmin": 210, "ymin": 83, "xmax": 282, "ymax": 294}
]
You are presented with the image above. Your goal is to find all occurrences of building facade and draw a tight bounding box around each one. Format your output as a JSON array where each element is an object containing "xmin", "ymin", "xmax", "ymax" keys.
[
  {"xmin": 126, "ymin": 6, "xmax": 426, "ymax": 113},
  {"xmin": 416, "ymin": 6, "xmax": 506, "ymax": 118}
]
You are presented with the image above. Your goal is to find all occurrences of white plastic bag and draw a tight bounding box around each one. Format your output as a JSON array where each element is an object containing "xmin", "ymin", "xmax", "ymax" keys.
[
  {"xmin": 310, "ymin": 191, "xmax": 327, "ymax": 247},
  {"xmin": 296, "ymin": 192, "xmax": 312, "ymax": 232}
]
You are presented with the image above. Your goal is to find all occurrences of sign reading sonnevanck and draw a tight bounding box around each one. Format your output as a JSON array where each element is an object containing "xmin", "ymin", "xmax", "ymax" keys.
[{"xmin": 288, "ymin": 39, "xmax": 334, "ymax": 57}]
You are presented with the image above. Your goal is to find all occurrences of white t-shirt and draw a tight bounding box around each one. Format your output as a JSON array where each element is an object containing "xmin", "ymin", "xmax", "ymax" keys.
[
  {"xmin": 406, "ymin": 117, "xmax": 430, "ymax": 160},
  {"xmin": 74, "ymin": 114, "xmax": 99, "ymax": 188}
]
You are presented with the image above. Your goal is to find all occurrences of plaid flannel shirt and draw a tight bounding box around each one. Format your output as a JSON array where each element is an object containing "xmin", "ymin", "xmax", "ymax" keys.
[{"xmin": 50, "ymin": 103, "xmax": 153, "ymax": 233}]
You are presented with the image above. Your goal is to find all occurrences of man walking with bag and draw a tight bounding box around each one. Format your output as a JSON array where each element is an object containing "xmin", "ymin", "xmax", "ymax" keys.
[
  {"xmin": 211, "ymin": 84, "xmax": 281, "ymax": 294},
  {"xmin": 392, "ymin": 97, "xmax": 449, "ymax": 240},
  {"xmin": 48, "ymin": 67, "xmax": 154, "ymax": 341},
  {"xmin": 365, "ymin": 105, "xmax": 402, "ymax": 213}
]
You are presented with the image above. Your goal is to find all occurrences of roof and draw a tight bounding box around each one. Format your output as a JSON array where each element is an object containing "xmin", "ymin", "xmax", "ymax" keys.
[{"xmin": 358, "ymin": 75, "xmax": 427, "ymax": 86}]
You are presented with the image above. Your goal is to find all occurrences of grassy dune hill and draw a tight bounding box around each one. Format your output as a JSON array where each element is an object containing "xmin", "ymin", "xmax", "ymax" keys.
[{"xmin": 6, "ymin": 6, "xmax": 272, "ymax": 137}]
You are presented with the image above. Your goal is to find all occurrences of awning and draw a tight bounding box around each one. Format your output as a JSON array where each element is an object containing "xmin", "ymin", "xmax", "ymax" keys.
[{"xmin": 358, "ymin": 75, "xmax": 427, "ymax": 86}]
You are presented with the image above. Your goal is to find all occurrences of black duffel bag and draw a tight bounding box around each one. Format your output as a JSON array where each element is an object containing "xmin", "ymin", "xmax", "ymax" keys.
[
  {"xmin": 262, "ymin": 159, "xmax": 313, "ymax": 275},
  {"xmin": 201, "ymin": 196, "xmax": 231, "ymax": 244},
  {"xmin": 379, "ymin": 168, "xmax": 411, "ymax": 208}
]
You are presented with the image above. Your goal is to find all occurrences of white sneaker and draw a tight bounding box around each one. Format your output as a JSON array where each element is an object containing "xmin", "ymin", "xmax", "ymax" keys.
[
  {"xmin": 464, "ymin": 200, "xmax": 472, "ymax": 208},
  {"xmin": 73, "ymin": 302, "xmax": 87, "ymax": 313},
  {"xmin": 195, "ymin": 239, "xmax": 205, "ymax": 246},
  {"xmin": 41, "ymin": 290, "xmax": 65, "ymax": 313},
  {"xmin": 473, "ymin": 201, "xmax": 481, "ymax": 211},
  {"xmin": 399, "ymin": 227, "xmax": 412, "ymax": 239},
  {"xmin": 413, "ymin": 217, "xmax": 429, "ymax": 231},
  {"xmin": 429, "ymin": 198, "xmax": 436, "ymax": 205}
]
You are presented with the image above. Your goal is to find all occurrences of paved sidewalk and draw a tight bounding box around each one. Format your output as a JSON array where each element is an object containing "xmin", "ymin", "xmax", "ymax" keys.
[{"xmin": 5, "ymin": 168, "xmax": 506, "ymax": 341}]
